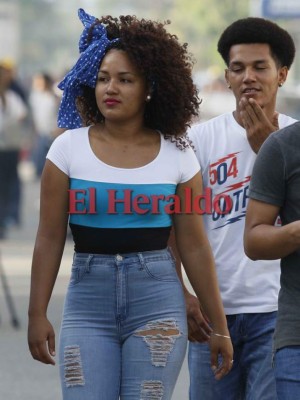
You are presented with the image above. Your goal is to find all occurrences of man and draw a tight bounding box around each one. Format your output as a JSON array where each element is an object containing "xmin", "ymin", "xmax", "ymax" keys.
[
  {"xmin": 244, "ymin": 120, "xmax": 300, "ymax": 399},
  {"xmin": 181, "ymin": 17, "xmax": 296, "ymax": 399}
]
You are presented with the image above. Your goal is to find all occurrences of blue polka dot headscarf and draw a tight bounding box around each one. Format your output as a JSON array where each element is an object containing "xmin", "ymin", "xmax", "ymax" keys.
[{"xmin": 57, "ymin": 8, "xmax": 119, "ymax": 128}]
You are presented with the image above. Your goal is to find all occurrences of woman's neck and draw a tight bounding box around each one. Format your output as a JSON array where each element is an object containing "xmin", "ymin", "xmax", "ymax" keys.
[{"xmin": 98, "ymin": 120, "xmax": 152, "ymax": 143}]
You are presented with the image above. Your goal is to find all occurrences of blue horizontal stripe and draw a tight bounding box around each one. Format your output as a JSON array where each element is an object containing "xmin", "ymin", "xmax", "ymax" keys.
[{"xmin": 69, "ymin": 178, "xmax": 176, "ymax": 228}]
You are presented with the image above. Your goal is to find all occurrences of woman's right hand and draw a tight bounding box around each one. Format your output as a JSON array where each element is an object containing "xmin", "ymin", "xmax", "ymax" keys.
[{"xmin": 28, "ymin": 315, "xmax": 56, "ymax": 365}]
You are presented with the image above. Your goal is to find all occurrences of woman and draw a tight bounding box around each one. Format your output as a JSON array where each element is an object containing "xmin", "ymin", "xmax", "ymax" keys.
[{"xmin": 28, "ymin": 9, "xmax": 233, "ymax": 399}]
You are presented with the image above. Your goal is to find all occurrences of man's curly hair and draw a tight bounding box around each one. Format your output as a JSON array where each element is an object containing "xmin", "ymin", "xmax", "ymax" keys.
[
  {"xmin": 76, "ymin": 15, "xmax": 200, "ymax": 149},
  {"xmin": 217, "ymin": 17, "xmax": 295, "ymax": 69}
]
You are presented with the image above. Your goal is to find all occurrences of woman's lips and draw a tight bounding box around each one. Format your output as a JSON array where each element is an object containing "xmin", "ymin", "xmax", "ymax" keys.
[{"xmin": 104, "ymin": 99, "xmax": 121, "ymax": 106}]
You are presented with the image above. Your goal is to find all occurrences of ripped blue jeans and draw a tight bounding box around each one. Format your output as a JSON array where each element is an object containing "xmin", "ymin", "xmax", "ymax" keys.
[{"xmin": 59, "ymin": 249, "xmax": 187, "ymax": 400}]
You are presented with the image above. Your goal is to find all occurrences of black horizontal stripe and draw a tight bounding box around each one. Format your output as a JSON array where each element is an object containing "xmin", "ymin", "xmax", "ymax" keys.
[{"xmin": 69, "ymin": 223, "xmax": 172, "ymax": 254}]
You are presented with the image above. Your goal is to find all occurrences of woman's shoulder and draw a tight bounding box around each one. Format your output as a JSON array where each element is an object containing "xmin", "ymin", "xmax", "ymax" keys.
[
  {"xmin": 53, "ymin": 126, "xmax": 89, "ymax": 142},
  {"xmin": 161, "ymin": 133, "xmax": 194, "ymax": 156}
]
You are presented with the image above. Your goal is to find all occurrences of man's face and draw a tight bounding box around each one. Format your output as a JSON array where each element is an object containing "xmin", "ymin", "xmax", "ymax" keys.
[{"xmin": 225, "ymin": 43, "xmax": 287, "ymax": 112}]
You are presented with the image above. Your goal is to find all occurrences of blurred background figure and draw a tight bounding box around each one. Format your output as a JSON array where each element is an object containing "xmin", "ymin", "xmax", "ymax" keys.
[
  {"xmin": 0, "ymin": 58, "xmax": 28, "ymax": 106},
  {"xmin": 0, "ymin": 63, "xmax": 28, "ymax": 239},
  {"xmin": 200, "ymin": 77, "xmax": 236, "ymax": 121},
  {"xmin": 0, "ymin": 58, "xmax": 32, "ymax": 229},
  {"xmin": 29, "ymin": 72, "xmax": 60, "ymax": 178},
  {"xmin": 193, "ymin": 67, "xmax": 236, "ymax": 122}
]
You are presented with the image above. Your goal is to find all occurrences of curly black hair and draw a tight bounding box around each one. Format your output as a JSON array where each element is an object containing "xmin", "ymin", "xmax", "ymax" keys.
[
  {"xmin": 217, "ymin": 17, "xmax": 295, "ymax": 69},
  {"xmin": 76, "ymin": 15, "xmax": 200, "ymax": 149}
]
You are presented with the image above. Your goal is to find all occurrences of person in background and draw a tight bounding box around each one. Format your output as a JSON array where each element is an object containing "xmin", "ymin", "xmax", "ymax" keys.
[
  {"xmin": 0, "ymin": 64, "xmax": 28, "ymax": 239},
  {"xmin": 0, "ymin": 57, "xmax": 28, "ymax": 106},
  {"xmin": 27, "ymin": 9, "xmax": 233, "ymax": 400},
  {"xmin": 29, "ymin": 72, "xmax": 60, "ymax": 177},
  {"xmin": 177, "ymin": 17, "xmax": 296, "ymax": 400},
  {"xmin": 0, "ymin": 58, "xmax": 32, "ymax": 228},
  {"xmin": 244, "ymin": 120, "xmax": 300, "ymax": 399}
]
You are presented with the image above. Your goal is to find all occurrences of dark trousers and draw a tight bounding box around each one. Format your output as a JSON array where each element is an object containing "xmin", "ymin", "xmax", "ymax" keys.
[{"xmin": 0, "ymin": 150, "xmax": 19, "ymax": 230}]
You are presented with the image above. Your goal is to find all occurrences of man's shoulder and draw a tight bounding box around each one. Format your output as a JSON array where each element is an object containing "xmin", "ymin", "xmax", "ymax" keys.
[
  {"xmin": 278, "ymin": 113, "xmax": 298, "ymax": 129},
  {"xmin": 191, "ymin": 112, "xmax": 231, "ymax": 130},
  {"xmin": 273, "ymin": 119, "xmax": 300, "ymax": 145},
  {"xmin": 188, "ymin": 112, "xmax": 233, "ymax": 140},
  {"xmin": 257, "ymin": 120, "xmax": 300, "ymax": 165}
]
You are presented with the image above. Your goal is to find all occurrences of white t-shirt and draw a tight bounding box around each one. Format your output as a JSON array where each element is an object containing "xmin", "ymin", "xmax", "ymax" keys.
[
  {"xmin": 0, "ymin": 89, "xmax": 27, "ymax": 149},
  {"xmin": 47, "ymin": 127, "xmax": 200, "ymax": 253},
  {"xmin": 29, "ymin": 90, "xmax": 58, "ymax": 135},
  {"xmin": 188, "ymin": 112, "xmax": 296, "ymax": 314}
]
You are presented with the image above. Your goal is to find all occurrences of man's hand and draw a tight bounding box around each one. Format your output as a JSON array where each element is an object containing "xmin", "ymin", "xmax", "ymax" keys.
[
  {"xmin": 184, "ymin": 291, "xmax": 212, "ymax": 342},
  {"xmin": 239, "ymin": 97, "xmax": 279, "ymax": 153}
]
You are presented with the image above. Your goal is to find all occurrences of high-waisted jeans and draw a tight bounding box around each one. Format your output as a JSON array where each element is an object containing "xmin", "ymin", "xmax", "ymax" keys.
[{"xmin": 59, "ymin": 248, "xmax": 188, "ymax": 400}]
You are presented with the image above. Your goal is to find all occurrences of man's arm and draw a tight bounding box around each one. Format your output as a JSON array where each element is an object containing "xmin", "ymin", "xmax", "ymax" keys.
[{"xmin": 245, "ymin": 198, "xmax": 300, "ymax": 260}]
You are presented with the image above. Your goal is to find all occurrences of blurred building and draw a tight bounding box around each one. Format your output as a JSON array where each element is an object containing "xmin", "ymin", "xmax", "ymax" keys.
[{"xmin": 0, "ymin": 1, "xmax": 20, "ymax": 61}]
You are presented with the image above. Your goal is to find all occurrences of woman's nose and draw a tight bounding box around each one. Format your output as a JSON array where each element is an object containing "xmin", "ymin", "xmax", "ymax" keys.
[{"xmin": 106, "ymin": 79, "xmax": 118, "ymax": 93}]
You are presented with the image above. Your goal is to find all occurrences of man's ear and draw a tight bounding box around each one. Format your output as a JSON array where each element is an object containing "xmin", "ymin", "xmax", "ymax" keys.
[
  {"xmin": 278, "ymin": 66, "xmax": 288, "ymax": 87},
  {"xmin": 225, "ymin": 69, "xmax": 231, "ymax": 88}
]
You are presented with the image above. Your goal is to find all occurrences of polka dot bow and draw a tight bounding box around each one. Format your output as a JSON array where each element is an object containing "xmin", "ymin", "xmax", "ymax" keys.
[{"xmin": 57, "ymin": 8, "xmax": 119, "ymax": 128}]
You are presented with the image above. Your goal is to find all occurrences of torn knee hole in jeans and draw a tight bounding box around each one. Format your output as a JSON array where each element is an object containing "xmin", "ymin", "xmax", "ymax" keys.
[
  {"xmin": 135, "ymin": 319, "xmax": 182, "ymax": 367},
  {"xmin": 141, "ymin": 380, "xmax": 164, "ymax": 400},
  {"xmin": 64, "ymin": 345, "xmax": 85, "ymax": 387}
]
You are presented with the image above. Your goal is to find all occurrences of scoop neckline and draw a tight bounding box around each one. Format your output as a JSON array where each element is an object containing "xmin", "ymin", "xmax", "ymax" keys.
[{"xmin": 86, "ymin": 126, "xmax": 163, "ymax": 171}]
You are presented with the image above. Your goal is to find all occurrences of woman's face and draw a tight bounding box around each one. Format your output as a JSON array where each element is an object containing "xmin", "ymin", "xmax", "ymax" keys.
[{"xmin": 95, "ymin": 49, "xmax": 148, "ymax": 123}]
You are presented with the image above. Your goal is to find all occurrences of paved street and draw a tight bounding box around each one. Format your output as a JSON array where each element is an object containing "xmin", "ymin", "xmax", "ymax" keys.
[{"xmin": 0, "ymin": 161, "xmax": 190, "ymax": 400}]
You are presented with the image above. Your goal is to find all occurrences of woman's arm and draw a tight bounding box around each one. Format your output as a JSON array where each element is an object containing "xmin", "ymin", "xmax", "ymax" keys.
[
  {"xmin": 168, "ymin": 227, "xmax": 212, "ymax": 343},
  {"xmin": 28, "ymin": 159, "xmax": 69, "ymax": 365},
  {"xmin": 174, "ymin": 172, "xmax": 233, "ymax": 380},
  {"xmin": 244, "ymin": 198, "xmax": 300, "ymax": 260}
]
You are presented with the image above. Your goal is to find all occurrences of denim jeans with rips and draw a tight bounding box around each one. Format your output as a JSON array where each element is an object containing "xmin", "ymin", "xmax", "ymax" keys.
[
  {"xmin": 188, "ymin": 312, "xmax": 277, "ymax": 400},
  {"xmin": 59, "ymin": 248, "xmax": 188, "ymax": 400}
]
